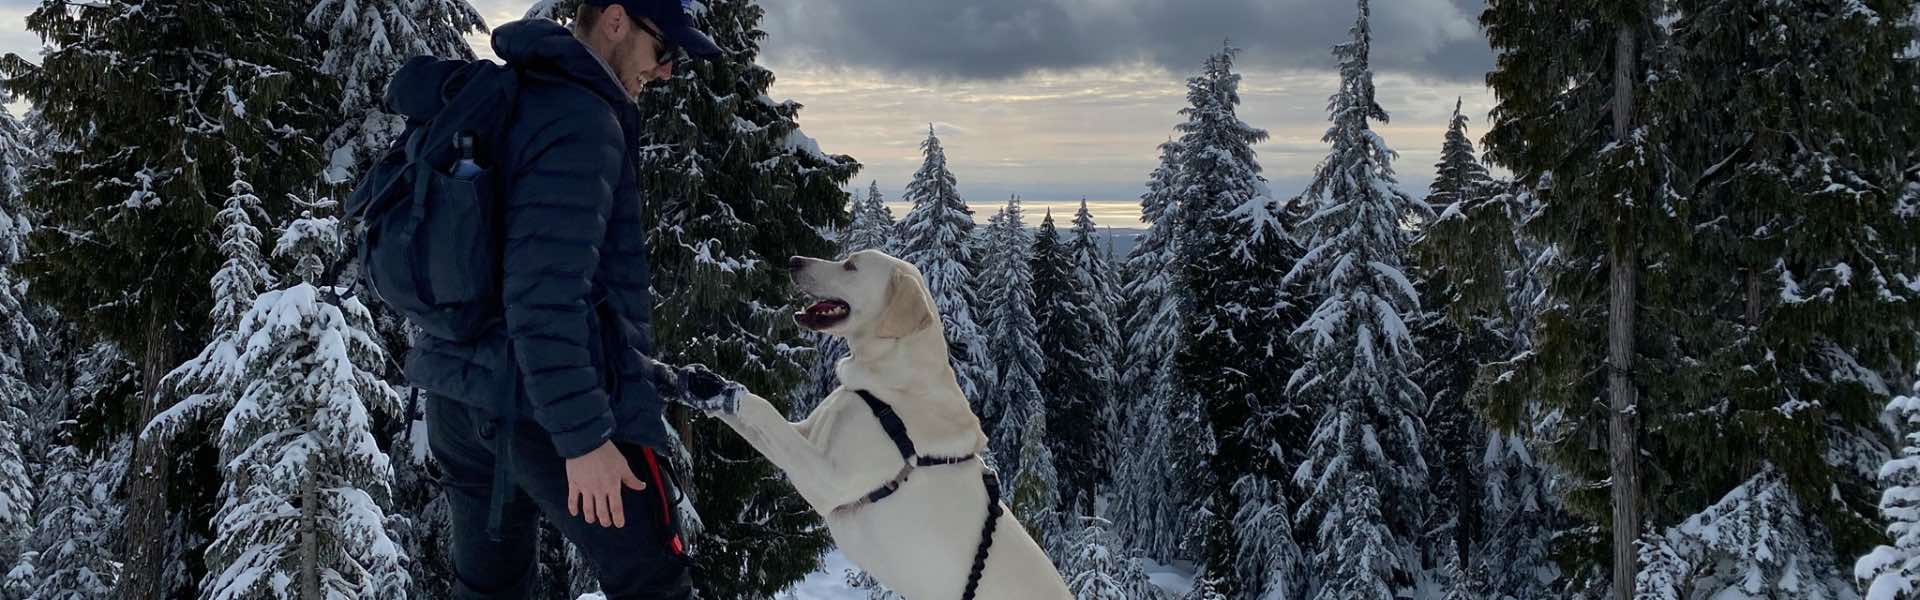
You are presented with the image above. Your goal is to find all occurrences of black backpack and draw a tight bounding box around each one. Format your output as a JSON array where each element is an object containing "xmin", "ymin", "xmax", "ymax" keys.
[{"xmin": 346, "ymin": 59, "xmax": 521, "ymax": 342}]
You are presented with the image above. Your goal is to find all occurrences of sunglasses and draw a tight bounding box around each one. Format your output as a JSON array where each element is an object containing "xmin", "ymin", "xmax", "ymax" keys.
[{"xmin": 635, "ymin": 19, "xmax": 687, "ymax": 70}]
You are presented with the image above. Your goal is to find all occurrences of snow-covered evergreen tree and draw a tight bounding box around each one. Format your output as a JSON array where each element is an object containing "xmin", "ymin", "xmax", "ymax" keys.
[
  {"xmin": 897, "ymin": 126, "xmax": 993, "ymax": 412},
  {"xmin": 13, "ymin": 443, "xmax": 125, "ymax": 600},
  {"xmin": 1009, "ymin": 405, "xmax": 1064, "ymax": 553},
  {"xmin": 629, "ymin": 0, "xmax": 863, "ymax": 591},
  {"xmin": 149, "ymin": 163, "xmax": 280, "ymax": 445},
  {"xmin": 975, "ymin": 207, "xmax": 1011, "ymax": 318},
  {"xmin": 532, "ymin": 522, "xmax": 594, "ymax": 600},
  {"xmin": 847, "ymin": 181, "xmax": 898, "ymax": 256},
  {"xmin": 1066, "ymin": 201, "xmax": 1124, "ymax": 483},
  {"xmin": 1863, "ymin": 376, "xmax": 1920, "ymax": 600},
  {"xmin": 1415, "ymin": 132, "xmax": 1567, "ymax": 600},
  {"xmin": 1474, "ymin": 423, "xmax": 1560, "ymax": 600},
  {"xmin": 1059, "ymin": 514, "xmax": 1167, "ymax": 600},
  {"xmin": 1637, "ymin": 468, "xmax": 1855, "ymax": 599},
  {"xmin": 1184, "ymin": 576, "xmax": 1229, "ymax": 600},
  {"xmin": 213, "ymin": 165, "xmax": 276, "ymax": 329},
  {"xmin": 179, "ymin": 214, "xmax": 410, "ymax": 599},
  {"xmin": 1478, "ymin": 0, "xmax": 1685, "ymax": 591},
  {"xmin": 1412, "ymin": 99, "xmax": 1504, "ymax": 582},
  {"xmin": 385, "ymin": 383, "xmax": 452, "ymax": 598},
  {"xmin": 3, "ymin": 2, "xmax": 336, "ymax": 593},
  {"xmin": 981, "ymin": 197, "xmax": 1046, "ymax": 472},
  {"xmin": 1427, "ymin": 98, "xmax": 1493, "ymax": 216},
  {"xmin": 0, "ymin": 369, "xmax": 25, "ymax": 567},
  {"xmin": 0, "ymin": 125, "xmax": 33, "ymax": 573},
  {"xmin": 1167, "ymin": 42, "xmax": 1307, "ymax": 597},
  {"xmin": 1286, "ymin": 2, "xmax": 1429, "ymax": 596},
  {"xmin": 1229, "ymin": 473, "xmax": 1302, "ymax": 600},
  {"xmin": 306, "ymin": 0, "xmax": 485, "ymax": 183},
  {"xmin": 1441, "ymin": 552, "xmax": 1485, "ymax": 600},
  {"xmin": 1111, "ymin": 139, "xmax": 1202, "ymax": 562},
  {"xmin": 845, "ymin": 570, "xmax": 904, "ymax": 600},
  {"xmin": 0, "ymin": 106, "xmax": 33, "ymax": 203},
  {"xmin": 1032, "ymin": 209, "xmax": 1105, "ymax": 514},
  {"xmin": 1651, "ymin": 2, "xmax": 1920, "ymax": 590},
  {"xmin": 964, "ymin": 209, "xmax": 1000, "ymax": 338}
]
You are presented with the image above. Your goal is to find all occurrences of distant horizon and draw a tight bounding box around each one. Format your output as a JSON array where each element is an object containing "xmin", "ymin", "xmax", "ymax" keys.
[
  {"xmin": 873, "ymin": 199, "xmax": 1146, "ymax": 228},
  {"xmin": 455, "ymin": 0, "xmax": 1489, "ymax": 228},
  {"xmin": 0, "ymin": 0, "xmax": 1487, "ymax": 227}
]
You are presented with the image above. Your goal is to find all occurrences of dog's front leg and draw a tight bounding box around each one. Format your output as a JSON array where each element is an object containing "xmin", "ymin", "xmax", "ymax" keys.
[{"xmin": 715, "ymin": 393, "xmax": 850, "ymax": 512}]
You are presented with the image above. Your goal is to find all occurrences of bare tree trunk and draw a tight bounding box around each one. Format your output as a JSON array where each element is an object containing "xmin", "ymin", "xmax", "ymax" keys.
[
  {"xmin": 299, "ymin": 473, "xmax": 322, "ymax": 600},
  {"xmin": 1607, "ymin": 24, "xmax": 1643, "ymax": 600},
  {"xmin": 117, "ymin": 304, "xmax": 176, "ymax": 599}
]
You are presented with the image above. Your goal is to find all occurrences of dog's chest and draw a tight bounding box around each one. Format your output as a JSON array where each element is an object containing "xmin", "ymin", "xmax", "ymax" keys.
[{"xmin": 809, "ymin": 400, "xmax": 914, "ymax": 491}]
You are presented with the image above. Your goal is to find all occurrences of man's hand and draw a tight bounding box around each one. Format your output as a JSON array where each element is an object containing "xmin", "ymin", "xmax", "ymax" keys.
[{"xmin": 565, "ymin": 441, "xmax": 648, "ymax": 528}]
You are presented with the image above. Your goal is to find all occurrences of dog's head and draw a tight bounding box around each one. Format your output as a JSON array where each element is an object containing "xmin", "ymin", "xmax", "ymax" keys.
[{"xmin": 788, "ymin": 250, "xmax": 936, "ymax": 340}]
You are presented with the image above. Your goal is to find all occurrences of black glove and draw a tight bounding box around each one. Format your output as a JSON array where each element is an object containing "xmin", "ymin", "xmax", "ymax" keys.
[{"xmin": 644, "ymin": 358, "xmax": 744, "ymax": 415}]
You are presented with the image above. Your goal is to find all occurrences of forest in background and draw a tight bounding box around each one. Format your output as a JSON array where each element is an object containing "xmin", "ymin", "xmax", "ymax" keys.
[{"xmin": 0, "ymin": 0, "xmax": 1917, "ymax": 599}]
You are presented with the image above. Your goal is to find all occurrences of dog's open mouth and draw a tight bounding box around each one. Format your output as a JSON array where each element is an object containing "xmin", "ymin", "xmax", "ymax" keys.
[{"xmin": 794, "ymin": 298, "xmax": 851, "ymax": 330}]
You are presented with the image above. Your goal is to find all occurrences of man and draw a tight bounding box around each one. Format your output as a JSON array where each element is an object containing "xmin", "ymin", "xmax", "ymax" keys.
[{"xmin": 387, "ymin": 1, "xmax": 722, "ymax": 597}]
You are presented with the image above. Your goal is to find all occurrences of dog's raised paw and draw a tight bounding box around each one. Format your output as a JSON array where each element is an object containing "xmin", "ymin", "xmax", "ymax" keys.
[{"xmin": 675, "ymin": 363, "xmax": 745, "ymax": 415}]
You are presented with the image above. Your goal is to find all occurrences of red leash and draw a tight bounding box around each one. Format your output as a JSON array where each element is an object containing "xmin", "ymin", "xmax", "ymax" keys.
[{"xmin": 640, "ymin": 447, "xmax": 686, "ymax": 556}]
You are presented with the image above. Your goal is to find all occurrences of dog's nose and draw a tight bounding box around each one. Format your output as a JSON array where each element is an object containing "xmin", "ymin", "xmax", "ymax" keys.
[{"xmin": 788, "ymin": 256, "xmax": 805, "ymax": 273}]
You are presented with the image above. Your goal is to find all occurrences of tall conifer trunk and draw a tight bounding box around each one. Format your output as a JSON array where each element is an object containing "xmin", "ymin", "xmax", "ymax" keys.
[
  {"xmin": 121, "ymin": 304, "xmax": 176, "ymax": 599},
  {"xmin": 299, "ymin": 474, "xmax": 321, "ymax": 600},
  {"xmin": 1606, "ymin": 24, "xmax": 1641, "ymax": 600}
]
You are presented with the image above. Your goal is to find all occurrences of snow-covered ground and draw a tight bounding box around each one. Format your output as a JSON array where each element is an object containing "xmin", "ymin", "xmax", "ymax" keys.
[
  {"xmin": 1140, "ymin": 558, "xmax": 1197, "ymax": 596},
  {"xmin": 773, "ymin": 550, "xmax": 867, "ymax": 600},
  {"xmin": 772, "ymin": 550, "xmax": 1197, "ymax": 599}
]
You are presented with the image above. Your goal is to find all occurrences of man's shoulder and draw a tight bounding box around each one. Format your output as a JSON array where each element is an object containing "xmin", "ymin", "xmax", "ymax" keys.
[
  {"xmin": 512, "ymin": 69, "xmax": 621, "ymax": 118},
  {"xmin": 502, "ymin": 73, "xmax": 623, "ymax": 145}
]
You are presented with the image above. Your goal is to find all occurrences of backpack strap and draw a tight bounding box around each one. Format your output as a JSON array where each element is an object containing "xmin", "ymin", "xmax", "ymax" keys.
[
  {"xmin": 485, "ymin": 337, "xmax": 521, "ymax": 542},
  {"xmin": 402, "ymin": 129, "xmax": 437, "ymax": 306}
]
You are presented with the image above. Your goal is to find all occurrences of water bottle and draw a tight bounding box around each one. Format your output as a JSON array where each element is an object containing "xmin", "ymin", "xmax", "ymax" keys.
[{"xmin": 451, "ymin": 133, "xmax": 483, "ymax": 179}]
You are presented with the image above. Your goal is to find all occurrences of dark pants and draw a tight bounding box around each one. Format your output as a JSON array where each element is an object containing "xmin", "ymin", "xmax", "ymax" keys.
[{"xmin": 427, "ymin": 394, "xmax": 694, "ymax": 599}]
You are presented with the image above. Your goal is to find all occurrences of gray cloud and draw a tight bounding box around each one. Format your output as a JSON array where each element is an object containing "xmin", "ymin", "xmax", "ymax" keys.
[{"xmin": 759, "ymin": 0, "xmax": 1492, "ymax": 82}]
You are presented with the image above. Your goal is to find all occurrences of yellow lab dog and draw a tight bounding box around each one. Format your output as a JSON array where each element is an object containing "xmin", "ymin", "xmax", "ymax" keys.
[{"xmin": 673, "ymin": 249, "xmax": 1071, "ymax": 599}]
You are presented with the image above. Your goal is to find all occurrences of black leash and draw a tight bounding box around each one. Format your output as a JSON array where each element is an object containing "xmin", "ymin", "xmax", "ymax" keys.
[
  {"xmin": 962, "ymin": 469, "xmax": 1002, "ymax": 600},
  {"xmin": 850, "ymin": 390, "xmax": 999, "ymax": 600}
]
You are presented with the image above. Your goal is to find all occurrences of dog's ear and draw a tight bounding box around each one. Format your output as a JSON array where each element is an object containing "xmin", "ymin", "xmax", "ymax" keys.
[{"xmin": 874, "ymin": 266, "xmax": 935, "ymax": 339}]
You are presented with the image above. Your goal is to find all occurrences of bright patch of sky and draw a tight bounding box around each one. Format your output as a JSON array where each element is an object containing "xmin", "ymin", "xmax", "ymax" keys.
[{"xmin": 0, "ymin": 0, "xmax": 1499, "ymax": 228}]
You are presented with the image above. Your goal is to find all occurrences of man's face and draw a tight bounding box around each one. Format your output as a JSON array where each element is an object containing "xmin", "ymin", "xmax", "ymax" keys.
[{"xmin": 597, "ymin": 6, "xmax": 677, "ymax": 97}]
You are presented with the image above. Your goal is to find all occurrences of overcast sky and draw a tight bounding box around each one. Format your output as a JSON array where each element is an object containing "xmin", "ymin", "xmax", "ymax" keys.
[{"xmin": 0, "ymin": 0, "xmax": 1498, "ymax": 227}]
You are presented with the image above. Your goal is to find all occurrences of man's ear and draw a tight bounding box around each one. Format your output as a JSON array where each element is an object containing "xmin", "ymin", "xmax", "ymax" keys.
[
  {"xmin": 874, "ymin": 266, "xmax": 935, "ymax": 339},
  {"xmin": 602, "ymin": 4, "xmax": 631, "ymax": 35}
]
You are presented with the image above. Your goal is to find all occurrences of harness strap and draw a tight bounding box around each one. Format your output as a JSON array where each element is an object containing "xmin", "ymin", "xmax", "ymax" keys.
[
  {"xmin": 848, "ymin": 390, "xmax": 1001, "ymax": 599},
  {"xmin": 855, "ymin": 390, "xmax": 917, "ymax": 460}
]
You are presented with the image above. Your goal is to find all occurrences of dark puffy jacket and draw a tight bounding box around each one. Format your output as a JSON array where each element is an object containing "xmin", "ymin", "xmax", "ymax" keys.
[{"xmin": 388, "ymin": 19, "xmax": 666, "ymax": 459}]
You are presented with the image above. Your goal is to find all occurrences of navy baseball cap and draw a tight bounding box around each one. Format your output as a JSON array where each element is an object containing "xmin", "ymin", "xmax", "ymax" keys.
[{"xmin": 584, "ymin": 0, "xmax": 723, "ymax": 59}]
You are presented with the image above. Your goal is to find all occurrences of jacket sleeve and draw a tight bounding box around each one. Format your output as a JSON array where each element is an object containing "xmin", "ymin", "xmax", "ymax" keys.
[{"xmin": 502, "ymin": 106, "xmax": 623, "ymax": 459}]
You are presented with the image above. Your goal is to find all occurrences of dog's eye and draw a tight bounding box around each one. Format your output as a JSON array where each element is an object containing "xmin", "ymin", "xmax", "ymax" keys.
[{"xmin": 843, "ymin": 260, "xmax": 857, "ymax": 271}]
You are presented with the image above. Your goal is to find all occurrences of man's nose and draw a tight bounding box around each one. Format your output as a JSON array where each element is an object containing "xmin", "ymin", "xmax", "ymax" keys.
[{"xmin": 788, "ymin": 256, "xmax": 805, "ymax": 273}]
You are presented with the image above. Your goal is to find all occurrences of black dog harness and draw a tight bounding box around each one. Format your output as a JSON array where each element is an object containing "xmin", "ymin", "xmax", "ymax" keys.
[{"xmin": 841, "ymin": 390, "xmax": 1003, "ymax": 600}]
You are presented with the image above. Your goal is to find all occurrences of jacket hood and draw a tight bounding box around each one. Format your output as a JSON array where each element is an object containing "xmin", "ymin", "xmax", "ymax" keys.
[
  {"xmin": 490, "ymin": 19, "xmax": 630, "ymax": 105},
  {"xmin": 383, "ymin": 19, "xmax": 629, "ymax": 120}
]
